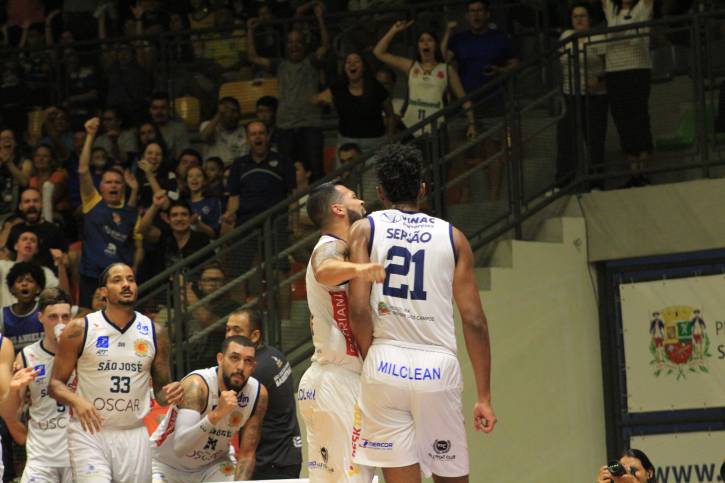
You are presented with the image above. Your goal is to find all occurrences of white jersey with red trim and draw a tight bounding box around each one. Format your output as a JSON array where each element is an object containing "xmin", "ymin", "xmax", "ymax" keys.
[
  {"xmin": 150, "ymin": 367, "xmax": 260, "ymax": 472},
  {"xmin": 306, "ymin": 234, "xmax": 363, "ymax": 373},
  {"xmin": 22, "ymin": 339, "xmax": 74, "ymax": 467},
  {"xmin": 75, "ymin": 310, "xmax": 156, "ymax": 429},
  {"xmin": 367, "ymin": 209, "xmax": 458, "ymax": 353}
]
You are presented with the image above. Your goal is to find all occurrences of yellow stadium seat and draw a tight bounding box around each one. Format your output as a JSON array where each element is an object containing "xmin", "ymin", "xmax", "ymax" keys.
[
  {"xmin": 26, "ymin": 109, "xmax": 47, "ymax": 147},
  {"xmin": 174, "ymin": 96, "xmax": 201, "ymax": 130},
  {"xmin": 219, "ymin": 78, "xmax": 278, "ymax": 116}
]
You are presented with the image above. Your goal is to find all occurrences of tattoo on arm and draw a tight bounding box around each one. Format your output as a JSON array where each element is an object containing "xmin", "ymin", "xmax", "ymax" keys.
[
  {"xmin": 178, "ymin": 376, "xmax": 206, "ymax": 412},
  {"xmin": 235, "ymin": 387, "xmax": 268, "ymax": 479},
  {"xmin": 151, "ymin": 323, "xmax": 173, "ymax": 403},
  {"xmin": 311, "ymin": 239, "xmax": 349, "ymax": 271}
]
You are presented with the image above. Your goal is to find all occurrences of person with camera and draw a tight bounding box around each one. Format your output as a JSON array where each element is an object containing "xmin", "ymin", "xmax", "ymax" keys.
[{"xmin": 597, "ymin": 449, "xmax": 656, "ymax": 483}]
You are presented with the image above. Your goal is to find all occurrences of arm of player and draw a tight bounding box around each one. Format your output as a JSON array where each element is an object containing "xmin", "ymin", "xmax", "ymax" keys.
[
  {"xmin": 451, "ymin": 227, "xmax": 496, "ymax": 434},
  {"xmin": 235, "ymin": 384, "xmax": 268, "ymax": 480},
  {"xmin": 172, "ymin": 375, "xmax": 240, "ymax": 456},
  {"xmin": 151, "ymin": 323, "xmax": 183, "ymax": 406},
  {"xmin": 348, "ymin": 218, "xmax": 375, "ymax": 359},
  {"xmin": 0, "ymin": 352, "xmax": 35, "ymax": 445},
  {"xmin": 0, "ymin": 337, "xmax": 15, "ymax": 403},
  {"xmin": 48, "ymin": 318, "xmax": 104, "ymax": 433},
  {"xmin": 312, "ymin": 239, "xmax": 385, "ymax": 287}
]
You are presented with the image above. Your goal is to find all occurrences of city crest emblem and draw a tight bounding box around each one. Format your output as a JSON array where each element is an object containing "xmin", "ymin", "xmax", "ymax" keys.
[
  {"xmin": 134, "ymin": 339, "xmax": 150, "ymax": 357},
  {"xmin": 649, "ymin": 306, "xmax": 711, "ymax": 380},
  {"xmin": 220, "ymin": 462, "xmax": 234, "ymax": 476},
  {"xmin": 377, "ymin": 301, "xmax": 390, "ymax": 316}
]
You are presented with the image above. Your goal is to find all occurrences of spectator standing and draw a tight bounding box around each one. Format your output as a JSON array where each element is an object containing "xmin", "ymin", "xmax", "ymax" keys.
[
  {"xmin": 104, "ymin": 42, "xmax": 153, "ymax": 125},
  {"xmin": 7, "ymin": 188, "xmax": 68, "ymax": 273},
  {"xmin": 312, "ymin": 52, "xmax": 394, "ymax": 155},
  {"xmin": 602, "ymin": 0, "xmax": 654, "ymax": 186},
  {"xmin": 77, "ymin": 117, "xmax": 142, "ymax": 307},
  {"xmin": 149, "ymin": 92, "xmax": 191, "ymax": 159},
  {"xmin": 61, "ymin": 48, "xmax": 98, "ymax": 127},
  {"xmin": 93, "ymin": 108, "xmax": 139, "ymax": 166},
  {"xmin": 199, "ymin": 97, "xmax": 248, "ymax": 167},
  {"xmin": 0, "ymin": 130, "xmax": 32, "ymax": 216},
  {"xmin": 137, "ymin": 194, "xmax": 210, "ymax": 270},
  {"xmin": 556, "ymin": 3, "xmax": 608, "ymax": 187},
  {"xmin": 39, "ymin": 107, "xmax": 74, "ymax": 166},
  {"xmin": 256, "ymin": 96, "xmax": 280, "ymax": 152},
  {"xmin": 225, "ymin": 309, "xmax": 302, "ymax": 479},
  {"xmin": 373, "ymin": 21, "xmax": 476, "ymax": 138},
  {"xmin": 445, "ymin": 0, "xmax": 520, "ymax": 200},
  {"xmin": 185, "ymin": 165, "xmax": 221, "ymax": 238},
  {"xmin": 137, "ymin": 142, "xmax": 174, "ymax": 209},
  {"xmin": 247, "ymin": 2, "xmax": 330, "ymax": 181},
  {"xmin": 18, "ymin": 22, "xmax": 53, "ymax": 109}
]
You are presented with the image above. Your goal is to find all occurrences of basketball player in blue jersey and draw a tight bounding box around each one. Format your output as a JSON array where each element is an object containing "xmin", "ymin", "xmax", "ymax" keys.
[
  {"xmin": 3, "ymin": 287, "xmax": 74, "ymax": 482},
  {"xmin": 150, "ymin": 335, "xmax": 268, "ymax": 481},
  {"xmin": 49, "ymin": 263, "xmax": 183, "ymax": 483},
  {"xmin": 348, "ymin": 143, "xmax": 496, "ymax": 483}
]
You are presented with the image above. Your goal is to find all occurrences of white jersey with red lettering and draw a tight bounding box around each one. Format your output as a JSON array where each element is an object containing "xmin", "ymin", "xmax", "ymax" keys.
[
  {"xmin": 21, "ymin": 339, "xmax": 74, "ymax": 467},
  {"xmin": 367, "ymin": 209, "xmax": 457, "ymax": 353},
  {"xmin": 305, "ymin": 234, "xmax": 363, "ymax": 373},
  {"xmin": 150, "ymin": 367, "xmax": 260, "ymax": 472},
  {"xmin": 75, "ymin": 310, "xmax": 156, "ymax": 429}
]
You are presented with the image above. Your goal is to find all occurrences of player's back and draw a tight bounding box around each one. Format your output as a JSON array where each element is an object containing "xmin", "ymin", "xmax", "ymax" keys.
[
  {"xmin": 75, "ymin": 310, "xmax": 156, "ymax": 429},
  {"xmin": 368, "ymin": 209, "xmax": 457, "ymax": 353},
  {"xmin": 305, "ymin": 234, "xmax": 363, "ymax": 373}
]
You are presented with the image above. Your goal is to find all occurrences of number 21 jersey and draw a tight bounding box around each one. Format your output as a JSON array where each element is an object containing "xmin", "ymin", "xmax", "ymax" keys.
[
  {"xmin": 75, "ymin": 310, "xmax": 156, "ymax": 428},
  {"xmin": 367, "ymin": 209, "xmax": 457, "ymax": 353}
]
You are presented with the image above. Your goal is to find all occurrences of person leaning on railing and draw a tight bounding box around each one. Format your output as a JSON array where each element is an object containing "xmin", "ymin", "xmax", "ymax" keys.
[
  {"xmin": 602, "ymin": 0, "xmax": 654, "ymax": 187},
  {"xmin": 556, "ymin": 2, "xmax": 608, "ymax": 189}
]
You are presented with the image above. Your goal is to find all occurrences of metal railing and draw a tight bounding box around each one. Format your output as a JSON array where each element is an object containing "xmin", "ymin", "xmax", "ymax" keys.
[{"xmin": 131, "ymin": 9, "xmax": 725, "ymax": 376}]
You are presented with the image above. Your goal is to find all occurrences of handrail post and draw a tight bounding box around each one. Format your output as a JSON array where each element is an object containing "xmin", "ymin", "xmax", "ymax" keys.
[
  {"xmin": 506, "ymin": 77, "xmax": 523, "ymax": 240},
  {"xmin": 692, "ymin": 12, "xmax": 710, "ymax": 177},
  {"xmin": 430, "ymin": 120, "xmax": 445, "ymax": 218},
  {"xmin": 262, "ymin": 219, "xmax": 280, "ymax": 348},
  {"xmin": 571, "ymin": 35, "xmax": 585, "ymax": 181},
  {"xmin": 170, "ymin": 269, "xmax": 185, "ymax": 379}
]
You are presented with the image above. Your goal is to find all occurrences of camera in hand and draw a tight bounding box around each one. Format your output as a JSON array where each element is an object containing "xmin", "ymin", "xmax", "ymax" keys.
[{"xmin": 608, "ymin": 461, "xmax": 636, "ymax": 477}]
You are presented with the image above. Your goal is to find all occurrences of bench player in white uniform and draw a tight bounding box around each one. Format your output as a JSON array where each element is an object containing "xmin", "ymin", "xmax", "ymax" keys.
[
  {"xmin": 3, "ymin": 288, "xmax": 74, "ymax": 483},
  {"xmin": 348, "ymin": 143, "xmax": 497, "ymax": 482},
  {"xmin": 0, "ymin": 330, "xmax": 16, "ymax": 480},
  {"xmin": 150, "ymin": 335, "xmax": 268, "ymax": 482},
  {"xmin": 49, "ymin": 263, "xmax": 183, "ymax": 483},
  {"xmin": 298, "ymin": 182, "xmax": 385, "ymax": 482}
]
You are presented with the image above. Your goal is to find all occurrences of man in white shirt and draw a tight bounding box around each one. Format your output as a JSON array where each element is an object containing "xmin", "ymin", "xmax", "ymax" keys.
[{"xmin": 200, "ymin": 97, "xmax": 248, "ymax": 167}]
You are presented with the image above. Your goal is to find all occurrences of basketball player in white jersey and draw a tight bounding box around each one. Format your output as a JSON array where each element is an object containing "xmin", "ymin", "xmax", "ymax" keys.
[
  {"xmin": 2, "ymin": 288, "xmax": 74, "ymax": 482},
  {"xmin": 298, "ymin": 182, "xmax": 385, "ymax": 482},
  {"xmin": 49, "ymin": 263, "xmax": 183, "ymax": 483},
  {"xmin": 348, "ymin": 143, "xmax": 496, "ymax": 483},
  {"xmin": 0, "ymin": 324, "xmax": 16, "ymax": 480},
  {"xmin": 150, "ymin": 335, "xmax": 268, "ymax": 482}
]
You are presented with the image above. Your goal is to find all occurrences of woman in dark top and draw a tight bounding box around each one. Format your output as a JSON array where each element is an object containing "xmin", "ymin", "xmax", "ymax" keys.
[{"xmin": 312, "ymin": 52, "xmax": 394, "ymax": 156}]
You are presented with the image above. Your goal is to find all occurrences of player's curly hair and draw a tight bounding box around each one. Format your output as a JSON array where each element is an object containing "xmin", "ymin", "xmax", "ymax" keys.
[{"xmin": 375, "ymin": 143, "xmax": 423, "ymax": 204}]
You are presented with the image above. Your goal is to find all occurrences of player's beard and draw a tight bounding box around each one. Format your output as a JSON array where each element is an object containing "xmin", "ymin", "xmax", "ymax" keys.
[
  {"xmin": 222, "ymin": 370, "xmax": 246, "ymax": 393},
  {"xmin": 347, "ymin": 207, "xmax": 364, "ymax": 224}
]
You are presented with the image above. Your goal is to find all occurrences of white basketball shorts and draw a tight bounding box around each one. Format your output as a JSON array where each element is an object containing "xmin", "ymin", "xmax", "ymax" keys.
[
  {"xmin": 352, "ymin": 339, "xmax": 469, "ymax": 478},
  {"xmin": 151, "ymin": 458, "xmax": 235, "ymax": 482},
  {"xmin": 68, "ymin": 420, "xmax": 152, "ymax": 483},
  {"xmin": 298, "ymin": 362, "xmax": 376, "ymax": 483},
  {"xmin": 21, "ymin": 462, "xmax": 73, "ymax": 483}
]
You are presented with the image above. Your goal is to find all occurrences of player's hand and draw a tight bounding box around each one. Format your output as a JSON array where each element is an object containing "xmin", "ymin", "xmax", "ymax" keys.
[
  {"xmin": 355, "ymin": 263, "xmax": 386, "ymax": 283},
  {"xmin": 473, "ymin": 400, "xmax": 496, "ymax": 433},
  {"xmin": 84, "ymin": 117, "xmax": 100, "ymax": 136},
  {"xmin": 73, "ymin": 398, "xmax": 104, "ymax": 433},
  {"xmin": 163, "ymin": 381, "xmax": 184, "ymax": 406},
  {"xmin": 10, "ymin": 367, "xmax": 37, "ymax": 391},
  {"xmin": 217, "ymin": 390, "xmax": 239, "ymax": 418}
]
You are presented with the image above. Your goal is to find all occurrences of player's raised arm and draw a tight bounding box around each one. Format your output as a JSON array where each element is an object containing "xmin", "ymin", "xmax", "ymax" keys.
[
  {"xmin": 235, "ymin": 384, "xmax": 268, "ymax": 480},
  {"xmin": 452, "ymin": 227, "xmax": 497, "ymax": 434},
  {"xmin": 1, "ymin": 352, "xmax": 35, "ymax": 444},
  {"xmin": 348, "ymin": 218, "xmax": 375, "ymax": 359},
  {"xmin": 49, "ymin": 318, "xmax": 104, "ymax": 433},
  {"xmin": 151, "ymin": 323, "xmax": 183, "ymax": 406}
]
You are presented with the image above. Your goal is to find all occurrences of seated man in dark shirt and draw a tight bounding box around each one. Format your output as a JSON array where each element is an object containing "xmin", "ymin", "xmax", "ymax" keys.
[
  {"xmin": 226, "ymin": 308, "xmax": 302, "ymax": 479},
  {"xmin": 136, "ymin": 192, "xmax": 210, "ymax": 269}
]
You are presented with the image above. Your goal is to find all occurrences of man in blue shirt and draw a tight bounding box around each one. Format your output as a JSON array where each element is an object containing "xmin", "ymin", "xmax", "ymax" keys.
[{"xmin": 447, "ymin": 0, "xmax": 519, "ymax": 201}]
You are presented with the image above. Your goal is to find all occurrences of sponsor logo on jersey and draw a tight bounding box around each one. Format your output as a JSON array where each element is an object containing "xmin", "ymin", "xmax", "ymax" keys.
[
  {"xmin": 360, "ymin": 439, "xmax": 393, "ymax": 450},
  {"xmin": 96, "ymin": 336, "xmax": 109, "ymax": 348},
  {"xmin": 229, "ymin": 411, "xmax": 243, "ymax": 426},
  {"xmin": 220, "ymin": 462, "xmax": 234, "ymax": 475},
  {"xmin": 297, "ymin": 388, "xmax": 316, "ymax": 401},
  {"xmin": 329, "ymin": 291, "xmax": 359, "ymax": 357},
  {"xmin": 33, "ymin": 364, "xmax": 46, "ymax": 378},
  {"xmin": 382, "ymin": 212, "xmax": 401, "ymax": 223},
  {"xmin": 136, "ymin": 321, "xmax": 149, "ymax": 336},
  {"xmin": 351, "ymin": 405, "xmax": 362, "ymax": 458},
  {"xmin": 308, "ymin": 460, "xmax": 334, "ymax": 473},
  {"xmin": 377, "ymin": 302, "xmax": 390, "ymax": 316},
  {"xmin": 377, "ymin": 360, "xmax": 442, "ymax": 381},
  {"xmin": 429, "ymin": 439, "xmax": 456, "ymax": 461},
  {"xmin": 134, "ymin": 339, "xmax": 150, "ymax": 357}
]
